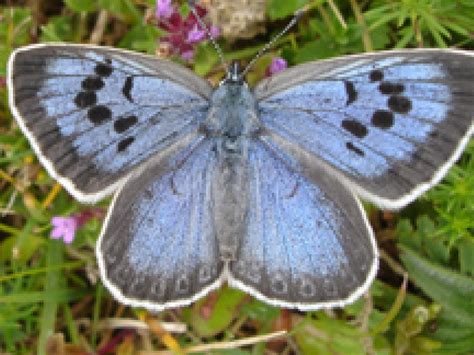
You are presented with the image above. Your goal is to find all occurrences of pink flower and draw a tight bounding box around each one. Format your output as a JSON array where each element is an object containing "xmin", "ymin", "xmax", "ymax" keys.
[
  {"xmin": 155, "ymin": 0, "xmax": 173, "ymax": 19},
  {"xmin": 209, "ymin": 26, "xmax": 220, "ymax": 39},
  {"xmin": 266, "ymin": 57, "xmax": 288, "ymax": 76},
  {"xmin": 155, "ymin": 1, "xmax": 219, "ymax": 61},
  {"xmin": 181, "ymin": 50, "xmax": 195, "ymax": 61},
  {"xmin": 51, "ymin": 216, "xmax": 78, "ymax": 244},
  {"xmin": 187, "ymin": 24, "xmax": 206, "ymax": 44},
  {"xmin": 50, "ymin": 208, "xmax": 105, "ymax": 244}
]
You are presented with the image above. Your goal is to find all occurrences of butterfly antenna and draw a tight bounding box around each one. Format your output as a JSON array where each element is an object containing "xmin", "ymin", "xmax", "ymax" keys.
[
  {"xmin": 188, "ymin": 0, "xmax": 228, "ymax": 73},
  {"xmin": 239, "ymin": 6, "xmax": 308, "ymax": 79}
]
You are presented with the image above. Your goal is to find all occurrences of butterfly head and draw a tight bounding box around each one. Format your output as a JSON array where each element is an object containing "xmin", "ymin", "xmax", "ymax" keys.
[{"xmin": 225, "ymin": 61, "xmax": 244, "ymax": 84}]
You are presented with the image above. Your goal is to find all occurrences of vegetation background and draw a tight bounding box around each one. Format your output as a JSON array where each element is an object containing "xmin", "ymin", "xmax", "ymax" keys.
[{"xmin": 0, "ymin": 0, "xmax": 473, "ymax": 354}]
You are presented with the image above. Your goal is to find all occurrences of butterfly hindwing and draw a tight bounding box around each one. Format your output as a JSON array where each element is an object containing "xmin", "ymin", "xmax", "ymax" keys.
[
  {"xmin": 228, "ymin": 139, "xmax": 378, "ymax": 309},
  {"xmin": 8, "ymin": 44, "xmax": 212, "ymax": 202},
  {"xmin": 97, "ymin": 137, "xmax": 224, "ymax": 309},
  {"xmin": 255, "ymin": 50, "xmax": 474, "ymax": 209}
]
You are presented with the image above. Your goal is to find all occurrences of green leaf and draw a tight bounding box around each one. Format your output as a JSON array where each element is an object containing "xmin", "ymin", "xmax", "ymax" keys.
[
  {"xmin": 399, "ymin": 245, "xmax": 474, "ymax": 325},
  {"xmin": 293, "ymin": 39, "xmax": 339, "ymax": 63},
  {"xmin": 240, "ymin": 298, "xmax": 280, "ymax": 322},
  {"xmin": 40, "ymin": 16, "xmax": 74, "ymax": 42},
  {"xmin": 64, "ymin": 0, "xmax": 97, "ymax": 13},
  {"xmin": 118, "ymin": 24, "xmax": 161, "ymax": 53},
  {"xmin": 266, "ymin": 0, "xmax": 307, "ymax": 20},
  {"xmin": 99, "ymin": 0, "xmax": 142, "ymax": 23},
  {"xmin": 397, "ymin": 216, "xmax": 451, "ymax": 265},
  {"xmin": 294, "ymin": 316, "xmax": 368, "ymax": 355},
  {"xmin": 193, "ymin": 44, "xmax": 220, "ymax": 77},
  {"xmin": 0, "ymin": 234, "xmax": 44, "ymax": 262},
  {"xmin": 37, "ymin": 241, "xmax": 64, "ymax": 355},
  {"xmin": 183, "ymin": 287, "xmax": 247, "ymax": 338},
  {"xmin": 431, "ymin": 314, "xmax": 474, "ymax": 354},
  {"xmin": 457, "ymin": 237, "xmax": 474, "ymax": 275}
]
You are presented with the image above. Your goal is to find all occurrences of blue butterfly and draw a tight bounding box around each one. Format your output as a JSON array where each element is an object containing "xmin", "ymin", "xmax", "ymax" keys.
[{"xmin": 7, "ymin": 44, "xmax": 474, "ymax": 311}]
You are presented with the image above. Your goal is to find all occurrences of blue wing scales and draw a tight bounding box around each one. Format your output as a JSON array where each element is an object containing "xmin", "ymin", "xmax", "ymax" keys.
[
  {"xmin": 97, "ymin": 138, "xmax": 224, "ymax": 310},
  {"xmin": 8, "ymin": 44, "xmax": 212, "ymax": 202},
  {"xmin": 228, "ymin": 140, "xmax": 378, "ymax": 309},
  {"xmin": 255, "ymin": 50, "xmax": 474, "ymax": 209}
]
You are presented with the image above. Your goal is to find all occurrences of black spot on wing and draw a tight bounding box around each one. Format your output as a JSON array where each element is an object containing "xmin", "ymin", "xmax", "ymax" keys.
[
  {"xmin": 95, "ymin": 60, "xmax": 113, "ymax": 77},
  {"xmin": 75, "ymin": 91, "xmax": 96, "ymax": 108},
  {"xmin": 82, "ymin": 76, "xmax": 104, "ymax": 91},
  {"xmin": 379, "ymin": 82, "xmax": 404, "ymax": 95},
  {"xmin": 346, "ymin": 142, "xmax": 364, "ymax": 156},
  {"xmin": 117, "ymin": 137, "xmax": 134, "ymax": 152},
  {"xmin": 372, "ymin": 110, "xmax": 394, "ymax": 129},
  {"xmin": 341, "ymin": 119, "xmax": 368, "ymax": 138},
  {"xmin": 88, "ymin": 105, "xmax": 112, "ymax": 125},
  {"xmin": 344, "ymin": 81, "xmax": 357, "ymax": 105},
  {"xmin": 388, "ymin": 95, "xmax": 412, "ymax": 113},
  {"xmin": 122, "ymin": 76, "xmax": 134, "ymax": 102},
  {"xmin": 114, "ymin": 115, "xmax": 138, "ymax": 133},
  {"xmin": 369, "ymin": 69, "xmax": 383, "ymax": 82}
]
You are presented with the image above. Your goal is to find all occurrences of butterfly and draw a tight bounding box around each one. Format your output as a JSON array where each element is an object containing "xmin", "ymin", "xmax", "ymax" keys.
[{"xmin": 7, "ymin": 44, "xmax": 474, "ymax": 311}]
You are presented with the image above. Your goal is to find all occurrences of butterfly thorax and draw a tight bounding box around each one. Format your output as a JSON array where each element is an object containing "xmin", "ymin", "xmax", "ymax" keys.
[{"xmin": 203, "ymin": 79, "xmax": 261, "ymax": 261}]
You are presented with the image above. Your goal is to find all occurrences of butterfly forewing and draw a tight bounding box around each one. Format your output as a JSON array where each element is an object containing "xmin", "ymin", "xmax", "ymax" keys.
[
  {"xmin": 8, "ymin": 44, "xmax": 212, "ymax": 202},
  {"xmin": 255, "ymin": 50, "xmax": 474, "ymax": 209}
]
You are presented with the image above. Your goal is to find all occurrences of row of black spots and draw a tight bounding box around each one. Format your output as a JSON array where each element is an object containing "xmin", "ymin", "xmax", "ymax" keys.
[
  {"xmin": 74, "ymin": 74, "xmax": 106, "ymax": 109},
  {"xmin": 342, "ymin": 70, "xmax": 407, "ymax": 157},
  {"xmin": 368, "ymin": 68, "xmax": 412, "ymax": 129},
  {"xmin": 74, "ymin": 58, "xmax": 112, "ymax": 108},
  {"xmin": 369, "ymin": 68, "xmax": 406, "ymax": 95},
  {"xmin": 114, "ymin": 113, "xmax": 138, "ymax": 153},
  {"xmin": 74, "ymin": 78, "xmax": 106, "ymax": 108},
  {"xmin": 341, "ymin": 119, "xmax": 367, "ymax": 157},
  {"xmin": 378, "ymin": 79, "xmax": 412, "ymax": 114},
  {"xmin": 87, "ymin": 107, "xmax": 137, "ymax": 152}
]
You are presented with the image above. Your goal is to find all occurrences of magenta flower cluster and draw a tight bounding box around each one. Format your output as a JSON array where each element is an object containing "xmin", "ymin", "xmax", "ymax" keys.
[{"xmin": 156, "ymin": 0, "xmax": 220, "ymax": 61}]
